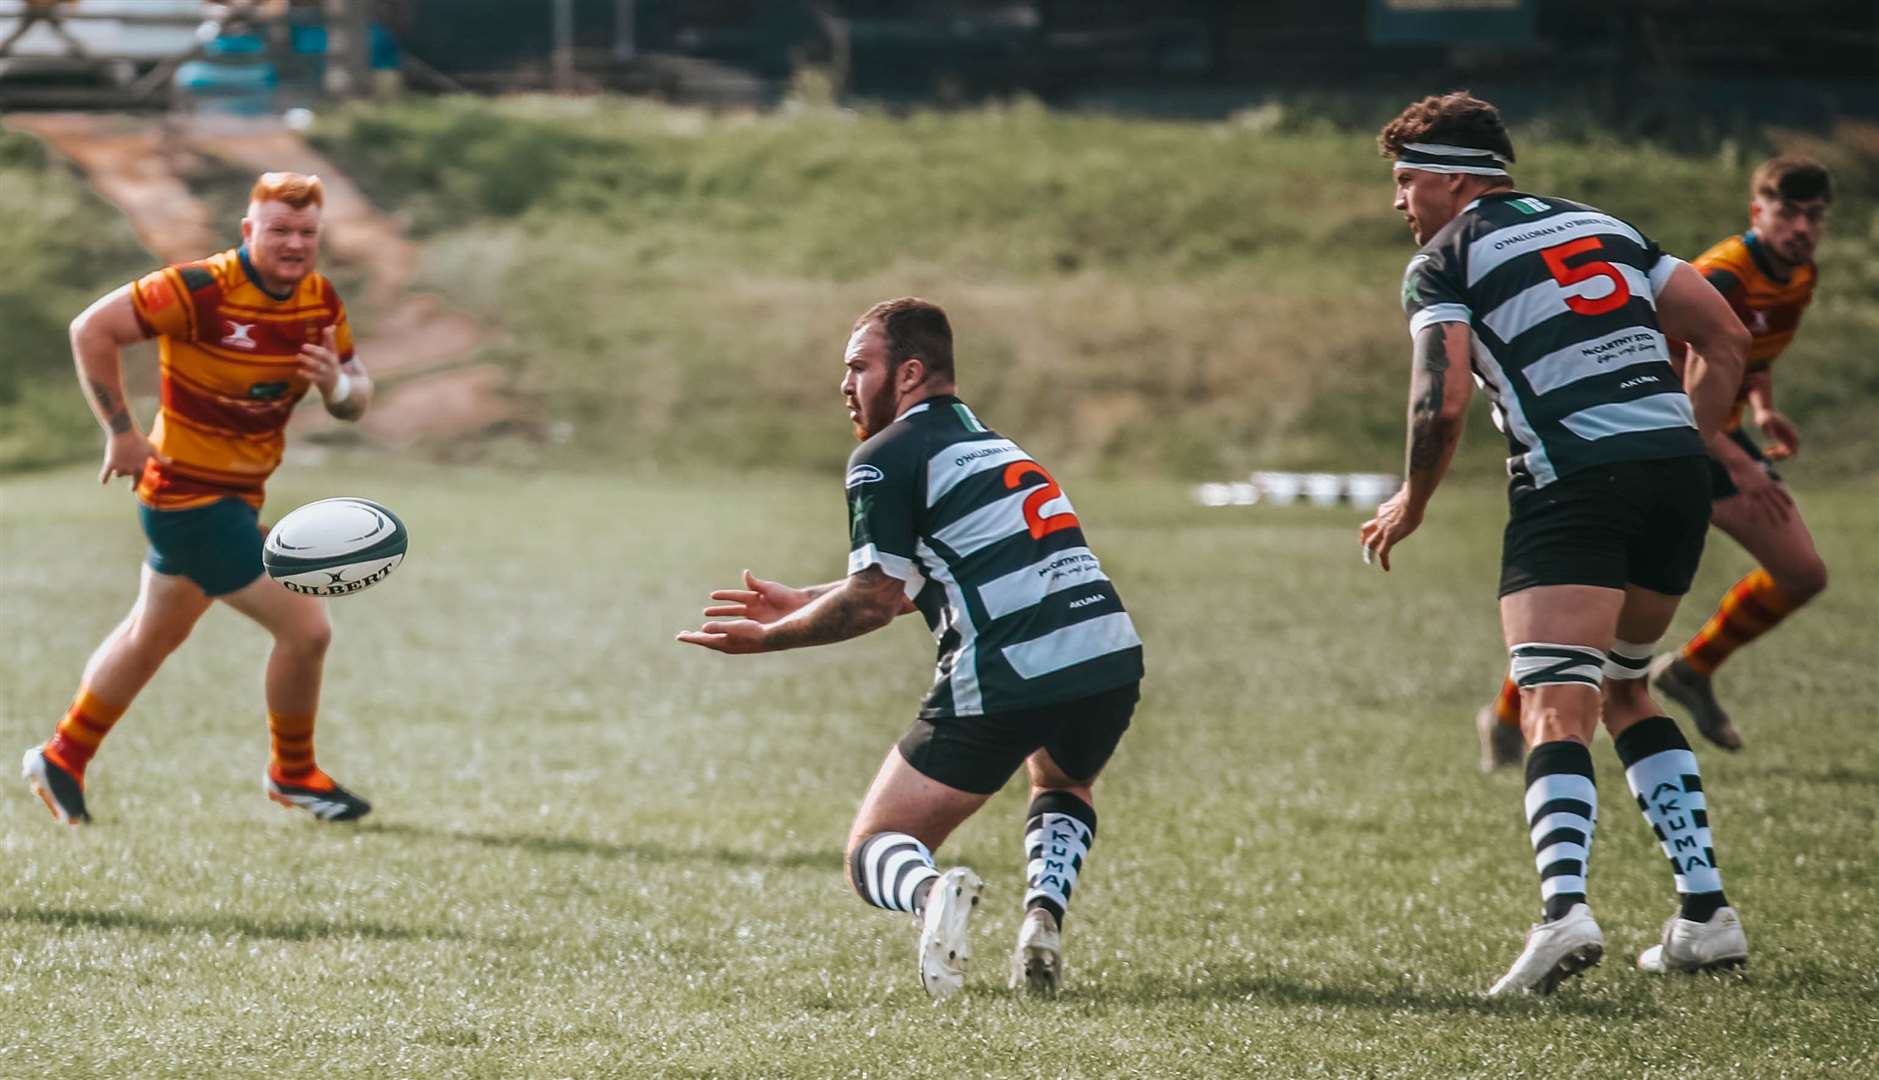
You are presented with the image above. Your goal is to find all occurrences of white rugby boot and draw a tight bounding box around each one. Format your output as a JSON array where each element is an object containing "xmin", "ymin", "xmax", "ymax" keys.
[
  {"xmin": 1009, "ymin": 906, "xmax": 1064, "ymax": 996},
  {"xmin": 1638, "ymin": 907, "xmax": 1748, "ymax": 974},
  {"xmin": 1488, "ymin": 903, "xmax": 1605, "ymax": 996},
  {"xmin": 917, "ymin": 866, "xmax": 982, "ymax": 1000}
]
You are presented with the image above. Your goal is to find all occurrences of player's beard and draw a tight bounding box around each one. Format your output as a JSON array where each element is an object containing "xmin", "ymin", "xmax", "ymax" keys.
[{"xmin": 850, "ymin": 381, "xmax": 897, "ymax": 441}]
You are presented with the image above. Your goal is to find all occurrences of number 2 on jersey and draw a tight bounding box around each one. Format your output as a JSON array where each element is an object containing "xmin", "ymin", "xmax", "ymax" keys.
[
  {"xmin": 1003, "ymin": 461, "xmax": 1080, "ymax": 540},
  {"xmin": 1541, "ymin": 236, "xmax": 1632, "ymax": 316}
]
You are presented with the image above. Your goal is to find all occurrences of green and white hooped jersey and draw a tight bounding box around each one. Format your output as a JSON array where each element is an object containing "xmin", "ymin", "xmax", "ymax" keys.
[
  {"xmin": 1401, "ymin": 191, "xmax": 1707, "ymax": 491},
  {"xmin": 845, "ymin": 396, "xmax": 1144, "ymax": 719}
]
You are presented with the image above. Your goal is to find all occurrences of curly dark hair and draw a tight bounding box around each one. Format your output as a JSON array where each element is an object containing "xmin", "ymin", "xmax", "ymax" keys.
[
  {"xmin": 1751, "ymin": 155, "xmax": 1833, "ymax": 204},
  {"xmin": 1377, "ymin": 91, "xmax": 1516, "ymax": 164}
]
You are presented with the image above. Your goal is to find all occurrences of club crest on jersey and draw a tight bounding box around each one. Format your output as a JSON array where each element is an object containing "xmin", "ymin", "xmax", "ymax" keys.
[
  {"xmin": 222, "ymin": 321, "xmax": 258, "ymax": 349},
  {"xmin": 846, "ymin": 464, "xmax": 884, "ymax": 488}
]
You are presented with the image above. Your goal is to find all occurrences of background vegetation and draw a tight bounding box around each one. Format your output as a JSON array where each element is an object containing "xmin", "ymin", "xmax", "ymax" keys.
[{"xmin": 4, "ymin": 98, "xmax": 1875, "ymax": 480}]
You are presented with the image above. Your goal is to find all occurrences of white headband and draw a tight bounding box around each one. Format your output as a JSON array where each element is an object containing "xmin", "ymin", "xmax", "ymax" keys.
[{"xmin": 1393, "ymin": 142, "xmax": 1510, "ymax": 176}]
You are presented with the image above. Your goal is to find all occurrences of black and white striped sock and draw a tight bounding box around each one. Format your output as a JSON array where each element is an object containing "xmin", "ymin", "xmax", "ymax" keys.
[
  {"xmin": 1615, "ymin": 716, "xmax": 1728, "ymax": 922},
  {"xmin": 1524, "ymin": 740, "xmax": 1598, "ymax": 922},
  {"xmin": 850, "ymin": 832, "xmax": 941, "ymax": 915},
  {"xmin": 1024, "ymin": 791, "xmax": 1096, "ymax": 925}
]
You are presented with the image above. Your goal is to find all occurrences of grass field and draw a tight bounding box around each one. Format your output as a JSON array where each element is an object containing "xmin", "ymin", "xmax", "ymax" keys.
[{"xmin": 2, "ymin": 457, "xmax": 1874, "ymax": 1077}]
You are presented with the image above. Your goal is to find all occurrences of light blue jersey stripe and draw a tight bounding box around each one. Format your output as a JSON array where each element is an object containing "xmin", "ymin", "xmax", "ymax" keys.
[{"xmin": 1558, "ymin": 392, "xmax": 1696, "ymax": 441}]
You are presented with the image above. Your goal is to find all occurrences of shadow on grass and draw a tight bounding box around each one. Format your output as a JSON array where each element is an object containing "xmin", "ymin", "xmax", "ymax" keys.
[
  {"xmin": 365, "ymin": 822, "xmax": 841, "ymax": 871},
  {"xmin": 3, "ymin": 906, "xmax": 463, "ymax": 943},
  {"xmin": 1072, "ymin": 971, "xmax": 1655, "ymax": 1019}
]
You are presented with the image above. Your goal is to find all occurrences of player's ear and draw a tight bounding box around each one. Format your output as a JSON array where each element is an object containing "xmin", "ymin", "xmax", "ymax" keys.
[
  {"xmin": 898, "ymin": 357, "xmax": 928, "ymax": 392},
  {"xmin": 240, "ymin": 217, "xmax": 254, "ymax": 243}
]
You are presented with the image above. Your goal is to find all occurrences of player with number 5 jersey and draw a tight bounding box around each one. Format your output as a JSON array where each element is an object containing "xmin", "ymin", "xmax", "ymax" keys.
[
  {"xmin": 679, "ymin": 298, "xmax": 1142, "ymax": 1000},
  {"xmin": 1359, "ymin": 93, "xmax": 1754, "ymax": 996}
]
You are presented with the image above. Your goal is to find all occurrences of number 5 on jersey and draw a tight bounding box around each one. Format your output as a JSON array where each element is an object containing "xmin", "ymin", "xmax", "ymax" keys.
[{"xmin": 1542, "ymin": 236, "xmax": 1631, "ymax": 316}]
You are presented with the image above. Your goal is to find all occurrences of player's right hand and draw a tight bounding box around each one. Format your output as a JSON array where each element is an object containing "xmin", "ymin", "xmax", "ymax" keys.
[
  {"xmin": 703, "ymin": 569, "xmax": 811, "ymax": 623},
  {"xmin": 100, "ymin": 430, "xmax": 168, "ymax": 486},
  {"xmin": 1727, "ymin": 458, "xmax": 1793, "ymax": 528}
]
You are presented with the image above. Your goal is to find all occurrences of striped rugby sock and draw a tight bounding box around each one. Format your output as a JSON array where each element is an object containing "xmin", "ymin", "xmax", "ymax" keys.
[
  {"xmin": 851, "ymin": 832, "xmax": 941, "ymax": 915},
  {"xmin": 1525, "ymin": 740, "xmax": 1597, "ymax": 921},
  {"xmin": 267, "ymin": 711, "xmax": 319, "ymax": 782},
  {"xmin": 45, "ymin": 687, "xmax": 129, "ymax": 777},
  {"xmin": 1615, "ymin": 716, "xmax": 1728, "ymax": 922},
  {"xmin": 1024, "ymin": 791, "xmax": 1096, "ymax": 925},
  {"xmin": 1681, "ymin": 569, "xmax": 1798, "ymax": 676}
]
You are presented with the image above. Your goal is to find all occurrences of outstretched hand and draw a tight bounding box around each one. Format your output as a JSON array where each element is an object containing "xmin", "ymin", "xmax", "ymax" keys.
[
  {"xmin": 676, "ymin": 619, "xmax": 769, "ymax": 654},
  {"xmin": 702, "ymin": 569, "xmax": 812, "ymax": 624}
]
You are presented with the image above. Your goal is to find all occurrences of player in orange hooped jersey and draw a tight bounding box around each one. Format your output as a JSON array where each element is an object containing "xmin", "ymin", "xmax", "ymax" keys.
[
  {"xmin": 1477, "ymin": 156, "xmax": 1834, "ymax": 766},
  {"xmin": 22, "ymin": 172, "xmax": 380, "ymax": 825}
]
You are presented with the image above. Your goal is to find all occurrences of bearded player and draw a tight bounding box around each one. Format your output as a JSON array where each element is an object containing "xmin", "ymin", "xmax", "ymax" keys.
[
  {"xmin": 679, "ymin": 298, "xmax": 1144, "ymax": 998},
  {"xmin": 22, "ymin": 172, "xmax": 376, "ymax": 825},
  {"xmin": 1475, "ymin": 157, "xmax": 1833, "ymax": 766},
  {"xmin": 1361, "ymin": 93, "xmax": 1752, "ymax": 991}
]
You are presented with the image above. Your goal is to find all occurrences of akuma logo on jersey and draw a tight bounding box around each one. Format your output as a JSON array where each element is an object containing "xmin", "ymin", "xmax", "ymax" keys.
[
  {"xmin": 221, "ymin": 321, "xmax": 258, "ymax": 350},
  {"xmin": 846, "ymin": 464, "xmax": 884, "ymax": 488},
  {"xmin": 248, "ymin": 380, "xmax": 291, "ymax": 401}
]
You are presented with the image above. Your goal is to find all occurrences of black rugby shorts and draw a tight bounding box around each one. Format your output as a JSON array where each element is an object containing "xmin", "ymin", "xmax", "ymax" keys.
[
  {"xmin": 896, "ymin": 681, "xmax": 1139, "ymax": 796},
  {"xmin": 1499, "ymin": 455, "xmax": 1711, "ymax": 598}
]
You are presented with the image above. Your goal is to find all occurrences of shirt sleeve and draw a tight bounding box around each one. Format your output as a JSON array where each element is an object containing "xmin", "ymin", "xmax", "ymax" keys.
[
  {"xmin": 128, "ymin": 266, "xmax": 192, "ymax": 340},
  {"xmin": 1401, "ymin": 246, "xmax": 1471, "ymax": 338},
  {"xmin": 844, "ymin": 433, "xmax": 926, "ymax": 594}
]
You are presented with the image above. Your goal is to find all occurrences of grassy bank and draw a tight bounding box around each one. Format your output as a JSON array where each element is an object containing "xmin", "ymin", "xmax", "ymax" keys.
[
  {"xmin": 312, "ymin": 96, "xmax": 1879, "ymax": 479},
  {"xmin": 5, "ymin": 99, "xmax": 1876, "ymax": 479}
]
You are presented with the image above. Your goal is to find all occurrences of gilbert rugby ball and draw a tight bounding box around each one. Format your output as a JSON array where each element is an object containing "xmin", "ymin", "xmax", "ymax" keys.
[{"xmin": 263, "ymin": 497, "xmax": 408, "ymax": 597}]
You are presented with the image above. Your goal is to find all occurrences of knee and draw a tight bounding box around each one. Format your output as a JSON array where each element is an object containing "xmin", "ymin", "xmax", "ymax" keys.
[{"xmin": 280, "ymin": 618, "xmax": 333, "ymax": 657}]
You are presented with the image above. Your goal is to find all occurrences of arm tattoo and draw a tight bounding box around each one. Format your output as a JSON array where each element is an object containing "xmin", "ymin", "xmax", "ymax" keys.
[
  {"xmin": 1406, "ymin": 325, "xmax": 1457, "ymax": 476},
  {"xmin": 90, "ymin": 380, "xmax": 131, "ymax": 435},
  {"xmin": 763, "ymin": 567, "xmax": 904, "ymax": 650}
]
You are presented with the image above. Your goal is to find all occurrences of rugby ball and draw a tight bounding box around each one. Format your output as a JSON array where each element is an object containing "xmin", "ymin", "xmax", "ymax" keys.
[{"xmin": 263, "ymin": 497, "xmax": 408, "ymax": 597}]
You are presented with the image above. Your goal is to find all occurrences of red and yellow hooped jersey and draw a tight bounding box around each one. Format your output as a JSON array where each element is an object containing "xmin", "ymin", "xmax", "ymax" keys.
[
  {"xmin": 127, "ymin": 247, "xmax": 352, "ymax": 510},
  {"xmin": 1690, "ymin": 231, "xmax": 1816, "ymax": 430}
]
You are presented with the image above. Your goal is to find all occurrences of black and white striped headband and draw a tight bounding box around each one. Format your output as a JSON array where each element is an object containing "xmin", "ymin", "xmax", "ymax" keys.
[{"xmin": 1393, "ymin": 142, "xmax": 1510, "ymax": 177}]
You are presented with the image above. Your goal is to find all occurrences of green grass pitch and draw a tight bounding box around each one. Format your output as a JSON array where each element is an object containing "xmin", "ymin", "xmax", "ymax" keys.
[{"xmin": 2, "ymin": 459, "xmax": 1875, "ymax": 1077}]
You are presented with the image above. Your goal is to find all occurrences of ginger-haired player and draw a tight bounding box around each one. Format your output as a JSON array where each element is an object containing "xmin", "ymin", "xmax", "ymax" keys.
[{"xmin": 22, "ymin": 172, "xmax": 378, "ymax": 824}]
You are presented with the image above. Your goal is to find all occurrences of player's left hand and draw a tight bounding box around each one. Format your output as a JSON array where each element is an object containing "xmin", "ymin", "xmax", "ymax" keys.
[
  {"xmin": 1359, "ymin": 487, "xmax": 1424, "ymax": 573},
  {"xmin": 296, "ymin": 325, "xmax": 344, "ymax": 397},
  {"xmin": 1756, "ymin": 409, "xmax": 1801, "ymax": 460},
  {"xmin": 676, "ymin": 619, "xmax": 769, "ymax": 655}
]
